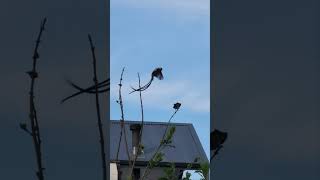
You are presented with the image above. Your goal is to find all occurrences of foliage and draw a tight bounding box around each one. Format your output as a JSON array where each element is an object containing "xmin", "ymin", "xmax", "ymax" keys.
[
  {"xmin": 195, "ymin": 162, "xmax": 209, "ymax": 180},
  {"xmin": 182, "ymin": 172, "xmax": 192, "ymax": 180},
  {"xmin": 158, "ymin": 163, "xmax": 179, "ymax": 180}
]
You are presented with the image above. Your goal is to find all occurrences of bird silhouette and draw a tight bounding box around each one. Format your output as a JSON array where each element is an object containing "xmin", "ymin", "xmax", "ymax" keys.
[
  {"xmin": 210, "ymin": 129, "xmax": 228, "ymax": 161},
  {"xmin": 129, "ymin": 67, "xmax": 163, "ymax": 94},
  {"xmin": 19, "ymin": 123, "xmax": 27, "ymax": 131},
  {"xmin": 211, "ymin": 129, "xmax": 228, "ymax": 151},
  {"xmin": 173, "ymin": 102, "xmax": 181, "ymax": 110}
]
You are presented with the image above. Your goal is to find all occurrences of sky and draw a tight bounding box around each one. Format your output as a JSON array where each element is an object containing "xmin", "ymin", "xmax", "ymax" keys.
[{"xmin": 110, "ymin": 0, "xmax": 210, "ymax": 160}]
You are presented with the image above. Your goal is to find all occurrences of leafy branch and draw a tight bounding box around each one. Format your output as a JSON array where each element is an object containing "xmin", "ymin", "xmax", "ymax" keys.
[
  {"xmin": 158, "ymin": 163, "xmax": 179, "ymax": 180},
  {"xmin": 140, "ymin": 103, "xmax": 181, "ymax": 180}
]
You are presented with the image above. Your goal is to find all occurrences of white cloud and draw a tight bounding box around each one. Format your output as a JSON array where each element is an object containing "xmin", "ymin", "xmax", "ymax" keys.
[
  {"xmin": 112, "ymin": 0, "xmax": 210, "ymax": 17},
  {"xmin": 110, "ymin": 75, "xmax": 210, "ymax": 113}
]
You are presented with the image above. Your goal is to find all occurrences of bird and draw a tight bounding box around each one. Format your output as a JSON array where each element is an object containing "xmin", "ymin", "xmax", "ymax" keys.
[
  {"xmin": 19, "ymin": 123, "xmax": 27, "ymax": 131},
  {"xmin": 151, "ymin": 67, "xmax": 163, "ymax": 80},
  {"xmin": 210, "ymin": 129, "xmax": 228, "ymax": 151},
  {"xmin": 129, "ymin": 67, "xmax": 163, "ymax": 94},
  {"xmin": 173, "ymin": 102, "xmax": 181, "ymax": 110}
]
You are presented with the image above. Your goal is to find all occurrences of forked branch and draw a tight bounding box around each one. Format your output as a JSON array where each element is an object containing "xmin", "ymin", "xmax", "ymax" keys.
[{"xmin": 128, "ymin": 73, "xmax": 145, "ymax": 178}]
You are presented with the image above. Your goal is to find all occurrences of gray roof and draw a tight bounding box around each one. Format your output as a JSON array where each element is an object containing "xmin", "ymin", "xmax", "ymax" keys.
[{"xmin": 110, "ymin": 120, "xmax": 208, "ymax": 165}]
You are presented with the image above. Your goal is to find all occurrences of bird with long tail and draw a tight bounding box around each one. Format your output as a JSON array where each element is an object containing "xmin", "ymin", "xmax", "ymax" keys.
[
  {"xmin": 61, "ymin": 78, "xmax": 110, "ymax": 103},
  {"xmin": 129, "ymin": 67, "xmax": 163, "ymax": 94}
]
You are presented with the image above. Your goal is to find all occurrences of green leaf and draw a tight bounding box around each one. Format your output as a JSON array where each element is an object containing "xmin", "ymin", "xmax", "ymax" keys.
[
  {"xmin": 199, "ymin": 162, "xmax": 209, "ymax": 179},
  {"xmin": 183, "ymin": 172, "xmax": 192, "ymax": 180}
]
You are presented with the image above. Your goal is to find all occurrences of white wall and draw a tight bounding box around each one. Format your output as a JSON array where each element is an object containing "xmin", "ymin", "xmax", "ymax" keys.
[{"xmin": 118, "ymin": 165, "xmax": 183, "ymax": 180}]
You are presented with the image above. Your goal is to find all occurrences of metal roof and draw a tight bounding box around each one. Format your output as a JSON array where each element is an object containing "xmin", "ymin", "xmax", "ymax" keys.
[{"xmin": 110, "ymin": 120, "xmax": 208, "ymax": 165}]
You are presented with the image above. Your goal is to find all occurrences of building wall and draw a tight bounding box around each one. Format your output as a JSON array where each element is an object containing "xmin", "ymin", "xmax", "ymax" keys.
[
  {"xmin": 110, "ymin": 163, "xmax": 118, "ymax": 180},
  {"xmin": 118, "ymin": 165, "xmax": 184, "ymax": 180}
]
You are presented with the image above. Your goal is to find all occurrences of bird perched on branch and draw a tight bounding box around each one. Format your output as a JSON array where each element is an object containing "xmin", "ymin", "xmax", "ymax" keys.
[
  {"xmin": 130, "ymin": 67, "xmax": 163, "ymax": 94},
  {"xmin": 211, "ymin": 129, "xmax": 228, "ymax": 151},
  {"xmin": 210, "ymin": 129, "xmax": 228, "ymax": 161},
  {"xmin": 173, "ymin": 102, "xmax": 181, "ymax": 110},
  {"xmin": 61, "ymin": 78, "xmax": 110, "ymax": 103}
]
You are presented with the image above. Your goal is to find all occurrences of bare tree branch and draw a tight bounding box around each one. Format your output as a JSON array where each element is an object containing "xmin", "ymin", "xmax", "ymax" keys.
[
  {"xmin": 115, "ymin": 68, "xmax": 132, "ymax": 166},
  {"xmin": 128, "ymin": 73, "xmax": 145, "ymax": 178},
  {"xmin": 88, "ymin": 34, "xmax": 107, "ymax": 180},
  {"xmin": 23, "ymin": 17, "xmax": 47, "ymax": 180}
]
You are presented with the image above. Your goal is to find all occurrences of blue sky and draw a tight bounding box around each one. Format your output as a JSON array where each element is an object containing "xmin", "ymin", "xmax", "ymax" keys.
[{"xmin": 110, "ymin": 0, "xmax": 210, "ymax": 159}]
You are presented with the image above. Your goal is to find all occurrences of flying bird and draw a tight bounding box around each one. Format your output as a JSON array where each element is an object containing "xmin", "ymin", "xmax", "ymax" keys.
[{"xmin": 129, "ymin": 67, "xmax": 163, "ymax": 94}]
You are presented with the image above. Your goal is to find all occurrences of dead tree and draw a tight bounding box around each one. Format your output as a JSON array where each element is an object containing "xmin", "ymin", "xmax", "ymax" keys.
[
  {"xmin": 128, "ymin": 73, "xmax": 144, "ymax": 178},
  {"xmin": 88, "ymin": 34, "xmax": 107, "ymax": 180},
  {"xmin": 115, "ymin": 68, "xmax": 132, "ymax": 165},
  {"xmin": 20, "ymin": 17, "xmax": 47, "ymax": 180},
  {"xmin": 60, "ymin": 34, "xmax": 108, "ymax": 180}
]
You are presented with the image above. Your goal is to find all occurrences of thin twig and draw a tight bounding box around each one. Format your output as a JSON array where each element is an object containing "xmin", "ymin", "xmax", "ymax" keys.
[
  {"xmin": 115, "ymin": 69, "xmax": 125, "ymax": 160},
  {"xmin": 210, "ymin": 145, "xmax": 223, "ymax": 161},
  {"xmin": 115, "ymin": 125, "xmax": 123, "ymax": 160},
  {"xmin": 128, "ymin": 73, "xmax": 145, "ymax": 178},
  {"xmin": 26, "ymin": 17, "xmax": 47, "ymax": 180},
  {"xmin": 140, "ymin": 108, "xmax": 180, "ymax": 180},
  {"xmin": 88, "ymin": 34, "xmax": 107, "ymax": 180},
  {"xmin": 66, "ymin": 79, "xmax": 109, "ymax": 93},
  {"xmin": 115, "ymin": 68, "xmax": 132, "ymax": 166},
  {"xmin": 60, "ymin": 79, "xmax": 110, "ymax": 103}
]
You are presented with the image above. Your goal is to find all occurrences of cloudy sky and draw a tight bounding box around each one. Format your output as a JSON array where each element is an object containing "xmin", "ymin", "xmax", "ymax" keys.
[{"xmin": 110, "ymin": 0, "xmax": 210, "ymax": 159}]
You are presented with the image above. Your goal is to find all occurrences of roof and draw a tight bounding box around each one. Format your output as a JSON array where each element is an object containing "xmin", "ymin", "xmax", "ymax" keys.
[{"xmin": 110, "ymin": 120, "xmax": 208, "ymax": 166}]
